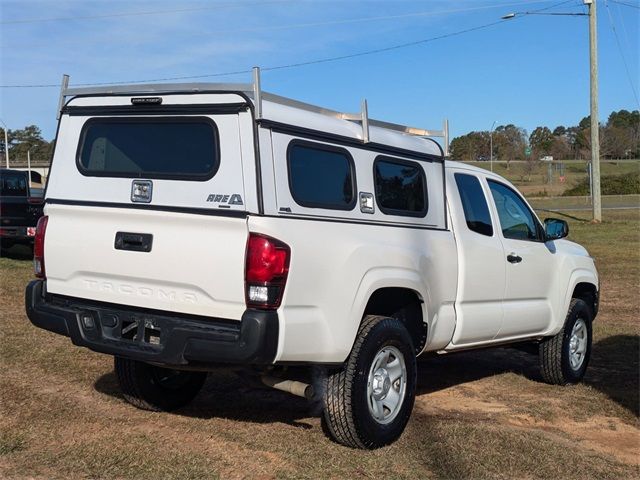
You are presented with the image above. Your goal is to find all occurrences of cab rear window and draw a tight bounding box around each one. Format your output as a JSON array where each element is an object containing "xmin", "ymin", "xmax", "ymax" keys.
[
  {"xmin": 0, "ymin": 172, "xmax": 28, "ymax": 197},
  {"xmin": 77, "ymin": 117, "xmax": 219, "ymax": 180}
]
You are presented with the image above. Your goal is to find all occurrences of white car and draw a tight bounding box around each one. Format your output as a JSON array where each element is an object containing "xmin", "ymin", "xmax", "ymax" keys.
[{"xmin": 26, "ymin": 74, "xmax": 598, "ymax": 449}]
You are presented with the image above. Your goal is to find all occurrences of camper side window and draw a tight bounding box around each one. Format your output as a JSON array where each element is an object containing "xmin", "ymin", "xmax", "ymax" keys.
[
  {"xmin": 287, "ymin": 140, "xmax": 356, "ymax": 210},
  {"xmin": 374, "ymin": 157, "xmax": 428, "ymax": 217}
]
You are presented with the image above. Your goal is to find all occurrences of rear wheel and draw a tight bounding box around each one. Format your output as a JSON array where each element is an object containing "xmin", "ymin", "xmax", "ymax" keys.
[
  {"xmin": 322, "ymin": 315, "xmax": 417, "ymax": 449},
  {"xmin": 539, "ymin": 298, "xmax": 593, "ymax": 385},
  {"xmin": 114, "ymin": 357, "xmax": 207, "ymax": 411}
]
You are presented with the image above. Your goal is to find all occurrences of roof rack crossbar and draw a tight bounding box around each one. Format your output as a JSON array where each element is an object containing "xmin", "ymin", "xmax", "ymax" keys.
[{"xmin": 56, "ymin": 71, "xmax": 450, "ymax": 155}]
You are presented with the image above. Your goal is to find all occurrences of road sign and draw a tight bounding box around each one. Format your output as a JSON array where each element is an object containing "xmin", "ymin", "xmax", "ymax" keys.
[{"xmin": 525, "ymin": 147, "xmax": 532, "ymax": 157}]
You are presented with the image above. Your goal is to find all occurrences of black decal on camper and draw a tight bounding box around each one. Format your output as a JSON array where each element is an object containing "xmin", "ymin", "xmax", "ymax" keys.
[{"xmin": 206, "ymin": 194, "xmax": 244, "ymax": 206}]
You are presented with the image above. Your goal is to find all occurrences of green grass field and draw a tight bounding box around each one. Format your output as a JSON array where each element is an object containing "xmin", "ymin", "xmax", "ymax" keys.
[
  {"xmin": 528, "ymin": 194, "xmax": 640, "ymax": 211},
  {"xmin": 463, "ymin": 160, "xmax": 640, "ymax": 197},
  {"xmin": 0, "ymin": 209, "xmax": 638, "ymax": 479}
]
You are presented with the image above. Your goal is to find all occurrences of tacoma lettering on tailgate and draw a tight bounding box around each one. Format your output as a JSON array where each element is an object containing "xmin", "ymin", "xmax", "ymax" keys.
[{"xmin": 82, "ymin": 280, "xmax": 197, "ymax": 304}]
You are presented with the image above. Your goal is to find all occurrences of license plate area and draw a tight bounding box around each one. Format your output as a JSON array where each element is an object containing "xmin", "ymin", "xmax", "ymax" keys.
[
  {"xmin": 105, "ymin": 314, "xmax": 164, "ymax": 347},
  {"xmin": 76, "ymin": 308, "xmax": 166, "ymax": 349},
  {"xmin": 68, "ymin": 301, "xmax": 242, "ymax": 351}
]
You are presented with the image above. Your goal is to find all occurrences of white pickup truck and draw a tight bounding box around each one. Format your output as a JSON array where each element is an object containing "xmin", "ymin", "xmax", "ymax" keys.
[{"xmin": 26, "ymin": 74, "xmax": 599, "ymax": 449}]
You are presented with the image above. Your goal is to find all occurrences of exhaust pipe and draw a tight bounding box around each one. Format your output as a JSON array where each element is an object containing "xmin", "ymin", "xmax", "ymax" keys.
[{"xmin": 261, "ymin": 375, "xmax": 315, "ymax": 400}]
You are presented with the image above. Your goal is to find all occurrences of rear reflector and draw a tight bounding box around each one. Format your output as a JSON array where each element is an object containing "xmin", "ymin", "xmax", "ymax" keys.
[
  {"xmin": 245, "ymin": 233, "xmax": 290, "ymax": 310},
  {"xmin": 34, "ymin": 216, "xmax": 48, "ymax": 278}
]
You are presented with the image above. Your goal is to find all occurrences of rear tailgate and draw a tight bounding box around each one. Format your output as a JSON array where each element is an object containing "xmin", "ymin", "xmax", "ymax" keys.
[
  {"xmin": 44, "ymin": 93, "xmax": 257, "ymax": 320},
  {"xmin": 0, "ymin": 197, "xmax": 41, "ymax": 228}
]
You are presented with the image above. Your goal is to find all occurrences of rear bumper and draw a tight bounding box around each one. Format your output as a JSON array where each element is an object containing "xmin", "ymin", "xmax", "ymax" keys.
[{"xmin": 25, "ymin": 280, "xmax": 279, "ymax": 367}]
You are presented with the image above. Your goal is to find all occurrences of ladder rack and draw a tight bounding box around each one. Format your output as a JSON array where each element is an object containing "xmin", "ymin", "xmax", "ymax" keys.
[{"xmin": 56, "ymin": 67, "xmax": 450, "ymax": 155}]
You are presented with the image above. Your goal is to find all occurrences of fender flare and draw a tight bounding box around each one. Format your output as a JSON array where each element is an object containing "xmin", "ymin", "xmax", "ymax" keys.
[
  {"xmin": 345, "ymin": 267, "xmax": 430, "ymax": 356},
  {"xmin": 559, "ymin": 268, "xmax": 599, "ymax": 330}
]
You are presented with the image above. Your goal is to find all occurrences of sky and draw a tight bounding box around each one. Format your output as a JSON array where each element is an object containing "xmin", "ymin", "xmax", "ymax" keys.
[{"xmin": 0, "ymin": 0, "xmax": 638, "ymax": 144}]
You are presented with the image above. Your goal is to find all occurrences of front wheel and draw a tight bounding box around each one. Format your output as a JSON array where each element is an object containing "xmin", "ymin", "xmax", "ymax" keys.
[
  {"xmin": 322, "ymin": 315, "xmax": 417, "ymax": 449},
  {"xmin": 539, "ymin": 298, "xmax": 593, "ymax": 385},
  {"xmin": 114, "ymin": 357, "xmax": 207, "ymax": 411}
]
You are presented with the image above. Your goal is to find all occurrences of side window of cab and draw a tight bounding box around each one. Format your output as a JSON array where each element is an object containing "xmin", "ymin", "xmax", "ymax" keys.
[
  {"xmin": 487, "ymin": 180, "xmax": 542, "ymax": 241},
  {"xmin": 454, "ymin": 173, "xmax": 493, "ymax": 236}
]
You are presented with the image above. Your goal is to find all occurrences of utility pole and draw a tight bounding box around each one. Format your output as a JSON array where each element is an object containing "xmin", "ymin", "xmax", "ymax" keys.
[
  {"xmin": 1, "ymin": 119, "xmax": 8, "ymax": 168},
  {"xmin": 490, "ymin": 120, "xmax": 497, "ymax": 172},
  {"xmin": 586, "ymin": 0, "xmax": 601, "ymax": 222},
  {"xmin": 27, "ymin": 149, "xmax": 32, "ymax": 187},
  {"xmin": 502, "ymin": 4, "xmax": 600, "ymax": 221}
]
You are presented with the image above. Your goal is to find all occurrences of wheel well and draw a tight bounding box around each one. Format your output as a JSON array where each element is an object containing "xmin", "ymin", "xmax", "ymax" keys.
[
  {"xmin": 572, "ymin": 282, "xmax": 598, "ymax": 317},
  {"xmin": 362, "ymin": 288, "xmax": 426, "ymax": 352}
]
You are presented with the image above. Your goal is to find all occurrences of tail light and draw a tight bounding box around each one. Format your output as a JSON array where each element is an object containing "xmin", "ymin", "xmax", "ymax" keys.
[
  {"xmin": 34, "ymin": 215, "xmax": 49, "ymax": 278},
  {"xmin": 245, "ymin": 233, "xmax": 290, "ymax": 309}
]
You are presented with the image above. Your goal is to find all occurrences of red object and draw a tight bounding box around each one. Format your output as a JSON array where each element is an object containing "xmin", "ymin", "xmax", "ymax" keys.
[
  {"xmin": 245, "ymin": 233, "xmax": 290, "ymax": 309},
  {"xmin": 34, "ymin": 216, "xmax": 49, "ymax": 278},
  {"xmin": 27, "ymin": 227, "xmax": 36, "ymax": 237}
]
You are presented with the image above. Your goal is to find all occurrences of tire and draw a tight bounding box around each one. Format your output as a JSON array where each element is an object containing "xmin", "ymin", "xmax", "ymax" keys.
[
  {"xmin": 114, "ymin": 357, "xmax": 207, "ymax": 411},
  {"xmin": 539, "ymin": 298, "xmax": 593, "ymax": 385},
  {"xmin": 322, "ymin": 315, "xmax": 417, "ymax": 449}
]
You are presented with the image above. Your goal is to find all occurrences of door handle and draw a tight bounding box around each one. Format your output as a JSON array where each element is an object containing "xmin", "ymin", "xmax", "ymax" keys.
[{"xmin": 507, "ymin": 253, "xmax": 522, "ymax": 264}]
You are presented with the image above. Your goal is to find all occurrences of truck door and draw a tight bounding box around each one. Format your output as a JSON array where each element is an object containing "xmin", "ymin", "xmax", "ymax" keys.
[
  {"xmin": 448, "ymin": 171, "xmax": 505, "ymax": 345},
  {"xmin": 485, "ymin": 180, "xmax": 556, "ymax": 338}
]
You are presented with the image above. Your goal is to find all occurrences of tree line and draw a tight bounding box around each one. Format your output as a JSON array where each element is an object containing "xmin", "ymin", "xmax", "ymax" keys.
[
  {"xmin": 449, "ymin": 109, "xmax": 640, "ymax": 163},
  {"xmin": 1, "ymin": 110, "xmax": 639, "ymax": 168},
  {"xmin": 0, "ymin": 125, "xmax": 53, "ymax": 166}
]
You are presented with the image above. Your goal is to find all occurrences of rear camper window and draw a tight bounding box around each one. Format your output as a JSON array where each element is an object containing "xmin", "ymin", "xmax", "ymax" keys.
[
  {"xmin": 374, "ymin": 157, "xmax": 428, "ymax": 217},
  {"xmin": 287, "ymin": 141, "xmax": 356, "ymax": 210},
  {"xmin": 78, "ymin": 117, "xmax": 219, "ymax": 180},
  {"xmin": 0, "ymin": 171, "xmax": 28, "ymax": 197}
]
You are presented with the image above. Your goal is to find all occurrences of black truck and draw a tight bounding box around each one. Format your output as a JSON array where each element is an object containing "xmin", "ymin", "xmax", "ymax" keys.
[{"xmin": 0, "ymin": 169, "xmax": 44, "ymax": 252}]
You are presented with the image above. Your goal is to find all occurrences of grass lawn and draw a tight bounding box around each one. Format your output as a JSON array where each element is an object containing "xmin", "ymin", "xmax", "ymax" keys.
[
  {"xmin": 0, "ymin": 210, "xmax": 638, "ymax": 479},
  {"xmin": 463, "ymin": 160, "xmax": 640, "ymax": 197},
  {"xmin": 529, "ymin": 194, "xmax": 640, "ymax": 210}
]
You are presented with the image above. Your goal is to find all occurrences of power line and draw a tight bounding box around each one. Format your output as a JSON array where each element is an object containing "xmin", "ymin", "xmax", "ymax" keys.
[
  {"xmin": 536, "ymin": 0, "xmax": 582, "ymax": 11},
  {"xmin": 604, "ymin": 0, "xmax": 640, "ymax": 108},
  {"xmin": 0, "ymin": 0, "xmax": 572, "ymax": 25},
  {"xmin": 609, "ymin": 0, "xmax": 640, "ymax": 9},
  {"xmin": 0, "ymin": 1, "xmax": 292, "ymax": 25},
  {"xmin": 7, "ymin": 0, "xmax": 563, "ymax": 50},
  {"xmin": 0, "ymin": 19, "xmax": 512, "ymax": 88},
  {"xmin": 614, "ymin": 1, "xmax": 634, "ymax": 64},
  {"xmin": 261, "ymin": 20, "xmax": 510, "ymax": 72},
  {"xmin": 0, "ymin": 0, "xmax": 577, "ymax": 89}
]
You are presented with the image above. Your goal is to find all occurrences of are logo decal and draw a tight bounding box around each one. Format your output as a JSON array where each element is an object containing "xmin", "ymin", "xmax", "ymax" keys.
[{"xmin": 206, "ymin": 193, "xmax": 244, "ymax": 205}]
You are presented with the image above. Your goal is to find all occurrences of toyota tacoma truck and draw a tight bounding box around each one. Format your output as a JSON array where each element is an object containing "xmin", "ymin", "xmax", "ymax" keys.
[
  {"xmin": 1, "ymin": 169, "xmax": 44, "ymax": 252},
  {"xmin": 26, "ymin": 72, "xmax": 599, "ymax": 449}
]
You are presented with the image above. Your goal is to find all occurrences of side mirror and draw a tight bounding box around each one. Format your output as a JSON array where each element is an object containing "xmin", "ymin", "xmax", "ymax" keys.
[{"xmin": 544, "ymin": 218, "xmax": 569, "ymax": 240}]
